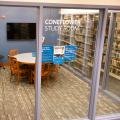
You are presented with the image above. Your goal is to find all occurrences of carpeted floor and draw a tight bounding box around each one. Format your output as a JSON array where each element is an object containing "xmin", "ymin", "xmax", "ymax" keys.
[{"xmin": 0, "ymin": 66, "xmax": 120, "ymax": 120}]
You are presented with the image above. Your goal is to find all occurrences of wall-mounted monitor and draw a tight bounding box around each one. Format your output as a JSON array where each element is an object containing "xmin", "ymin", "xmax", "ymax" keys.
[{"xmin": 7, "ymin": 23, "xmax": 36, "ymax": 41}]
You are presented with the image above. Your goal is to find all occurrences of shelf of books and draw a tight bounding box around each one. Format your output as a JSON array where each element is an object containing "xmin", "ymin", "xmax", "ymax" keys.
[
  {"xmin": 111, "ymin": 13, "xmax": 120, "ymax": 79},
  {"xmin": 59, "ymin": 12, "xmax": 120, "ymax": 80},
  {"xmin": 59, "ymin": 13, "xmax": 98, "ymax": 78}
]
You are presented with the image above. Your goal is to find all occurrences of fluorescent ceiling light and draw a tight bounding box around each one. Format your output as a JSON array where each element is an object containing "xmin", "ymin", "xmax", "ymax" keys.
[{"xmin": 60, "ymin": 9, "xmax": 99, "ymax": 15}]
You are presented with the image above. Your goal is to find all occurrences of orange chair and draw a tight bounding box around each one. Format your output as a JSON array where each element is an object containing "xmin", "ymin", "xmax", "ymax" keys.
[
  {"xmin": 9, "ymin": 56, "xmax": 30, "ymax": 84},
  {"xmin": 8, "ymin": 49, "xmax": 19, "ymax": 66},
  {"xmin": 9, "ymin": 56, "xmax": 17, "ymax": 76},
  {"xmin": 31, "ymin": 63, "xmax": 51, "ymax": 86},
  {"xmin": 8, "ymin": 49, "xmax": 19, "ymax": 56},
  {"xmin": 0, "ymin": 55, "xmax": 4, "ymax": 68},
  {"xmin": 0, "ymin": 62, "xmax": 3, "ymax": 67}
]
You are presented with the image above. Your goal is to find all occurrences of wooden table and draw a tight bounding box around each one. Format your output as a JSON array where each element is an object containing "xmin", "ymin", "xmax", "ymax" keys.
[
  {"xmin": 14, "ymin": 53, "xmax": 36, "ymax": 64},
  {"xmin": 14, "ymin": 52, "xmax": 59, "ymax": 80}
]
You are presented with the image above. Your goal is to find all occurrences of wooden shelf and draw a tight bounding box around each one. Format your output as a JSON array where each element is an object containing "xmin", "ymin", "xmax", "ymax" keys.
[
  {"xmin": 60, "ymin": 13, "xmax": 120, "ymax": 81},
  {"xmin": 75, "ymin": 33, "xmax": 95, "ymax": 38},
  {"xmin": 75, "ymin": 39, "xmax": 95, "ymax": 46},
  {"xmin": 111, "ymin": 65, "xmax": 120, "ymax": 69},
  {"xmin": 77, "ymin": 46, "xmax": 95, "ymax": 52},
  {"xmin": 88, "ymin": 62, "xmax": 120, "ymax": 80},
  {"xmin": 60, "ymin": 39, "xmax": 75, "ymax": 45}
]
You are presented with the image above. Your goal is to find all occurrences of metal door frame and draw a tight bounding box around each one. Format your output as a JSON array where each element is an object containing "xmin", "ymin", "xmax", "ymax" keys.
[{"xmin": 0, "ymin": 1, "xmax": 120, "ymax": 120}]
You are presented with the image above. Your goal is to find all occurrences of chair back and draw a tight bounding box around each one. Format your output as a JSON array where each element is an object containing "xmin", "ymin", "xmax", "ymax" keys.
[{"xmin": 8, "ymin": 49, "xmax": 19, "ymax": 56}]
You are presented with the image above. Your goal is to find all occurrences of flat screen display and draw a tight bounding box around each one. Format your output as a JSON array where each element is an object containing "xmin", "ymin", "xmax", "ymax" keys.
[{"xmin": 7, "ymin": 23, "xmax": 36, "ymax": 40}]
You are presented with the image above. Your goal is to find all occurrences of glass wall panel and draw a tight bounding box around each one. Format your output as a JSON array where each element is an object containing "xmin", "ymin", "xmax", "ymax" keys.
[
  {"xmin": 0, "ymin": 6, "xmax": 37, "ymax": 120},
  {"xmin": 99, "ymin": 13, "xmax": 110, "ymax": 85},
  {"xmin": 41, "ymin": 8, "xmax": 101, "ymax": 120},
  {"xmin": 96, "ymin": 11, "xmax": 120, "ymax": 116},
  {"xmin": 107, "ymin": 12, "xmax": 120, "ymax": 97},
  {"xmin": 60, "ymin": 10, "xmax": 99, "ymax": 80}
]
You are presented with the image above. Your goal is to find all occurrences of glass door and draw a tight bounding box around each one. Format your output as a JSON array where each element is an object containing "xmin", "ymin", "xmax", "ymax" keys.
[
  {"xmin": 96, "ymin": 10, "xmax": 120, "ymax": 117},
  {"xmin": 40, "ymin": 7, "xmax": 119, "ymax": 120},
  {"xmin": 105, "ymin": 11, "xmax": 120, "ymax": 97}
]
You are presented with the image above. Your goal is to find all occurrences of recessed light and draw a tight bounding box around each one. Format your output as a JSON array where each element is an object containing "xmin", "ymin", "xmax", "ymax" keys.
[{"xmin": 0, "ymin": 16, "xmax": 6, "ymax": 19}]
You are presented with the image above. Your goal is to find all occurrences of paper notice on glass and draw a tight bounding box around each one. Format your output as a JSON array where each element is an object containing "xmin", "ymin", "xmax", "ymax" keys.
[{"xmin": 54, "ymin": 46, "xmax": 65, "ymax": 55}]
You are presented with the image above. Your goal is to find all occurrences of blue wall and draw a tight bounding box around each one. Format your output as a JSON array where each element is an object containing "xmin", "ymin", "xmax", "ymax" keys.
[
  {"xmin": 43, "ymin": 8, "xmax": 60, "ymax": 45},
  {"xmin": 0, "ymin": 7, "xmax": 37, "ymax": 62},
  {"xmin": 0, "ymin": 7, "xmax": 60, "ymax": 62}
]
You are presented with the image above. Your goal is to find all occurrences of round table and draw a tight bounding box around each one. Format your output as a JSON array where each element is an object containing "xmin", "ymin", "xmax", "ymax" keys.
[
  {"xmin": 14, "ymin": 53, "xmax": 36, "ymax": 64},
  {"xmin": 14, "ymin": 52, "xmax": 58, "ymax": 80}
]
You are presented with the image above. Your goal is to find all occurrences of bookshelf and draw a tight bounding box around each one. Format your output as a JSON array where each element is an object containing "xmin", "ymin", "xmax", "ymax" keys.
[
  {"xmin": 59, "ymin": 11, "xmax": 120, "ymax": 80},
  {"xmin": 59, "ymin": 12, "xmax": 98, "ymax": 77}
]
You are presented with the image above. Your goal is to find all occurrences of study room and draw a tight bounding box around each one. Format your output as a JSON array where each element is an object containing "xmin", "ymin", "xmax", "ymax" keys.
[{"xmin": 0, "ymin": 2, "xmax": 120, "ymax": 120}]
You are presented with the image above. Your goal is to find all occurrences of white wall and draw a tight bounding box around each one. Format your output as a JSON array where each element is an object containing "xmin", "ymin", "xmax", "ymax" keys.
[{"xmin": 1, "ymin": 0, "xmax": 120, "ymax": 6}]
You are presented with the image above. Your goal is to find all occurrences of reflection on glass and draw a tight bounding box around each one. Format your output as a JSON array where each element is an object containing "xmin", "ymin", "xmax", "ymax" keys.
[
  {"xmin": 107, "ymin": 12, "xmax": 120, "ymax": 97},
  {"xmin": 42, "ymin": 8, "xmax": 120, "ymax": 120},
  {"xmin": 43, "ymin": 8, "xmax": 100, "ymax": 119},
  {"xmin": 59, "ymin": 9, "xmax": 99, "ymax": 80},
  {"xmin": 97, "ymin": 11, "xmax": 120, "ymax": 116}
]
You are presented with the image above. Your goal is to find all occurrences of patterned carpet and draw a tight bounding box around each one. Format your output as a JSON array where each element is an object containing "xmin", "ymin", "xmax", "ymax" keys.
[{"xmin": 0, "ymin": 66, "xmax": 120, "ymax": 120}]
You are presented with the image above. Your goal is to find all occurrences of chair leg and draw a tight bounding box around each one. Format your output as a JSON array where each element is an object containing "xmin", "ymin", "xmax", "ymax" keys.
[
  {"xmin": 10, "ymin": 74, "xmax": 12, "ymax": 81},
  {"xmin": 10, "ymin": 71, "xmax": 13, "ymax": 81},
  {"xmin": 55, "ymin": 69, "xmax": 58, "ymax": 80},
  {"xmin": 54, "ymin": 65, "xmax": 59, "ymax": 80},
  {"xmin": 17, "ymin": 74, "xmax": 20, "ymax": 85},
  {"xmin": 34, "ymin": 80, "xmax": 36, "ymax": 88},
  {"xmin": 30, "ymin": 71, "xmax": 33, "ymax": 84},
  {"xmin": 46, "ymin": 76, "xmax": 49, "ymax": 87}
]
